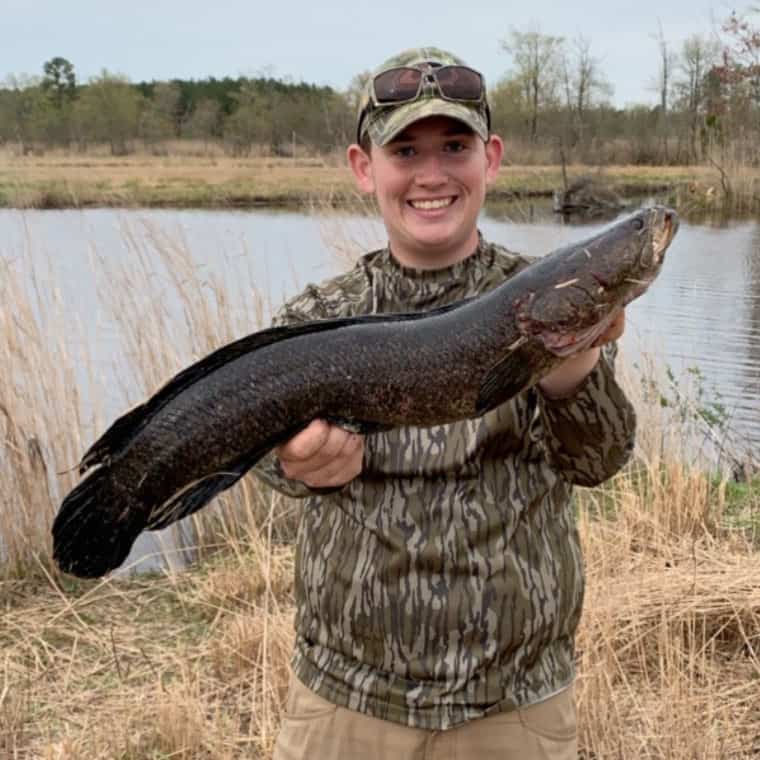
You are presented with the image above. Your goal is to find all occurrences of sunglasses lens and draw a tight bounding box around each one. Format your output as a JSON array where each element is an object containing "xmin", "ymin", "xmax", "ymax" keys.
[
  {"xmin": 436, "ymin": 67, "xmax": 483, "ymax": 100},
  {"xmin": 373, "ymin": 68, "xmax": 422, "ymax": 103}
]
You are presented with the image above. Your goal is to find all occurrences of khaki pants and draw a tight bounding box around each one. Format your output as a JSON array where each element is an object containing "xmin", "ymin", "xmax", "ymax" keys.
[{"xmin": 272, "ymin": 675, "xmax": 577, "ymax": 760}]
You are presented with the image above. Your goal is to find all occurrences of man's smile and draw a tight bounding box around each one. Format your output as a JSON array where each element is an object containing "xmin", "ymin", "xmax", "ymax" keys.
[{"xmin": 407, "ymin": 196, "xmax": 457, "ymax": 211}]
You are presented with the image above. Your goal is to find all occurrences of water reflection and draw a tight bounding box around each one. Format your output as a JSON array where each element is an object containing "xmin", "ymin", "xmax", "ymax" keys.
[
  {"xmin": 628, "ymin": 221, "xmax": 759, "ymax": 437},
  {"xmin": 744, "ymin": 224, "xmax": 760, "ymax": 422},
  {"xmin": 484, "ymin": 197, "xmax": 625, "ymax": 227}
]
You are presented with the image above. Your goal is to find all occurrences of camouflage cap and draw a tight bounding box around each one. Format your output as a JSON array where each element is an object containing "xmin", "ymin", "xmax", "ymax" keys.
[{"xmin": 357, "ymin": 47, "xmax": 490, "ymax": 147}]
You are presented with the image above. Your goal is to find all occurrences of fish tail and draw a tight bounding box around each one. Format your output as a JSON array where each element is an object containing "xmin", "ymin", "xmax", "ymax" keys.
[{"xmin": 52, "ymin": 468, "xmax": 145, "ymax": 578}]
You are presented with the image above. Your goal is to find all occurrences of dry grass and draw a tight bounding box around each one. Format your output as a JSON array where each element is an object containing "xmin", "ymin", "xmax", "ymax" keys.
[
  {"xmin": 1, "ymin": 209, "xmax": 759, "ymax": 757},
  {"xmin": 0, "ymin": 145, "xmax": 353, "ymax": 208},
  {"xmin": 2, "ymin": 143, "xmax": 742, "ymax": 210},
  {"xmin": 575, "ymin": 467, "xmax": 760, "ymax": 756},
  {"xmin": 572, "ymin": 371, "xmax": 760, "ymax": 757},
  {"xmin": 3, "ymin": 457, "xmax": 758, "ymax": 758},
  {"xmin": 1, "ymin": 535, "xmax": 296, "ymax": 759}
]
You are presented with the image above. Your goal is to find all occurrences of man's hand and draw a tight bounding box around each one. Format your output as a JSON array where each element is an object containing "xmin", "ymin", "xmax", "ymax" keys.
[
  {"xmin": 275, "ymin": 419, "xmax": 364, "ymax": 489},
  {"xmin": 589, "ymin": 308, "xmax": 626, "ymax": 349},
  {"xmin": 538, "ymin": 310, "xmax": 625, "ymax": 399}
]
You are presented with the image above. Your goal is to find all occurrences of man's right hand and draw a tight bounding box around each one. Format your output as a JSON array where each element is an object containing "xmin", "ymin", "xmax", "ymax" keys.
[{"xmin": 275, "ymin": 419, "xmax": 364, "ymax": 489}]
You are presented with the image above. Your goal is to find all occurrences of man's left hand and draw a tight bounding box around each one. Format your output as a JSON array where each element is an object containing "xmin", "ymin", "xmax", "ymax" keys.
[
  {"xmin": 591, "ymin": 309, "xmax": 625, "ymax": 347},
  {"xmin": 538, "ymin": 309, "xmax": 625, "ymax": 399}
]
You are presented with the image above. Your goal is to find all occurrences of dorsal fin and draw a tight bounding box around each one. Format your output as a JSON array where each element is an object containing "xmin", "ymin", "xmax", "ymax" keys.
[{"xmin": 79, "ymin": 301, "xmax": 470, "ymax": 474}]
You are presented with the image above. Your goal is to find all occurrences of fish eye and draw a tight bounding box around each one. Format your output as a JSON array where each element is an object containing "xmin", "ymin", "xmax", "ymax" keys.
[{"xmin": 632, "ymin": 218, "xmax": 644, "ymax": 231}]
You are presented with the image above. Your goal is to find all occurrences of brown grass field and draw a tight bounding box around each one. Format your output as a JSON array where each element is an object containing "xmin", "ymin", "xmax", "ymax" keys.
[
  {"xmin": 1, "ymin": 200, "xmax": 759, "ymax": 758},
  {"xmin": 2, "ymin": 142, "xmax": 758, "ymax": 213}
]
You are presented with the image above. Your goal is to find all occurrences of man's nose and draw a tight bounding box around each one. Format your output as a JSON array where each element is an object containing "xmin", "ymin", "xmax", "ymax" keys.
[{"xmin": 414, "ymin": 154, "xmax": 447, "ymax": 186}]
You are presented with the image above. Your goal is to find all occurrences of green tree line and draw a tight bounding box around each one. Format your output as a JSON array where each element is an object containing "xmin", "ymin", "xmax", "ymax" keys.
[
  {"xmin": 0, "ymin": 63, "xmax": 355, "ymax": 157},
  {"xmin": 2, "ymin": 10, "xmax": 759, "ymax": 165}
]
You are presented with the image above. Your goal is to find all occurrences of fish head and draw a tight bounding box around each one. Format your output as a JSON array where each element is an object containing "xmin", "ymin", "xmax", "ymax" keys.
[
  {"xmin": 516, "ymin": 205, "xmax": 679, "ymax": 356},
  {"xmin": 587, "ymin": 204, "xmax": 679, "ymax": 295}
]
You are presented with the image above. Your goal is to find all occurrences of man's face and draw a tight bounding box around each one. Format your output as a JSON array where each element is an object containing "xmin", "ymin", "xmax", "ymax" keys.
[{"xmin": 348, "ymin": 115, "xmax": 503, "ymax": 269}]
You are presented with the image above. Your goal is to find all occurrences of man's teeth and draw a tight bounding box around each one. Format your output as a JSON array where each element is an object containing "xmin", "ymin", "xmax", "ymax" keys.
[{"xmin": 409, "ymin": 197, "xmax": 454, "ymax": 210}]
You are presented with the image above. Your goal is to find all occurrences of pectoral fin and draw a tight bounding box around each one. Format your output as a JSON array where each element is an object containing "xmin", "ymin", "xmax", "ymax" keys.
[{"xmin": 475, "ymin": 347, "xmax": 538, "ymax": 415}]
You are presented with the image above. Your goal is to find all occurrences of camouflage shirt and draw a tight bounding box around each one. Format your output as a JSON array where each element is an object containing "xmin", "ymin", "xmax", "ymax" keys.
[{"xmin": 254, "ymin": 234, "xmax": 636, "ymax": 730}]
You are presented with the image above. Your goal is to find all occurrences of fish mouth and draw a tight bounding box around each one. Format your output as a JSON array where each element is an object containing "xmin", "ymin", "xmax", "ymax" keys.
[{"xmin": 650, "ymin": 207, "xmax": 679, "ymax": 265}]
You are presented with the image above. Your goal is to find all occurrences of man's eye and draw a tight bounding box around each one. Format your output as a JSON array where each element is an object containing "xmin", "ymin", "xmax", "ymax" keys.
[
  {"xmin": 445, "ymin": 141, "xmax": 467, "ymax": 153},
  {"xmin": 395, "ymin": 146, "xmax": 416, "ymax": 158}
]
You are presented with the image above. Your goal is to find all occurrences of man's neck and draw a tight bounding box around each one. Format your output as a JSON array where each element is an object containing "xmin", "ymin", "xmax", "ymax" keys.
[{"xmin": 388, "ymin": 233, "xmax": 481, "ymax": 271}]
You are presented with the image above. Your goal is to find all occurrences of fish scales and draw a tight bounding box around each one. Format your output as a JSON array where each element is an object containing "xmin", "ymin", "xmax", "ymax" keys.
[{"xmin": 52, "ymin": 206, "xmax": 679, "ymax": 578}]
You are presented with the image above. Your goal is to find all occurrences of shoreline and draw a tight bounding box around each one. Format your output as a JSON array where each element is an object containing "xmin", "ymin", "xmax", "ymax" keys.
[{"xmin": 0, "ymin": 156, "xmax": 735, "ymax": 210}]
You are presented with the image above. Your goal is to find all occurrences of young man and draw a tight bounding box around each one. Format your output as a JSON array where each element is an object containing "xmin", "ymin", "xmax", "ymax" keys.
[{"xmin": 255, "ymin": 47, "xmax": 635, "ymax": 760}]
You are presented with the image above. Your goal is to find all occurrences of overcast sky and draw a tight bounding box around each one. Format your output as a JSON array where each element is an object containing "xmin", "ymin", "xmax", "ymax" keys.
[{"xmin": 2, "ymin": 0, "xmax": 741, "ymax": 107}]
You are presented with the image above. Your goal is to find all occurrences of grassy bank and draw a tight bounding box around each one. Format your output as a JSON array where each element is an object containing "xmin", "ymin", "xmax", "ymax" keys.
[
  {"xmin": 2, "ymin": 148, "xmax": 755, "ymax": 212},
  {"xmin": 2, "ymin": 216, "xmax": 759, "ymax": 758}
]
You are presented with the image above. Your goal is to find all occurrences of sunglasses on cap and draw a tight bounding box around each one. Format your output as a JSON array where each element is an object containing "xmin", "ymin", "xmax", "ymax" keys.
[
  {"xmin": 369, "ymin": 64, "xmax": 486, "ymax": 107},
  {"xmin": 358, "ymin": 63, "xmax": 489, "ymax": 144}
]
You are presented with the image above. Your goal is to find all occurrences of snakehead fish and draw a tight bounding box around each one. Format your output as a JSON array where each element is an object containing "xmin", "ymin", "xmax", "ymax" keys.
[{"xmin": 52, "ymin": 205, "xmax": 678, "ymax": 578}]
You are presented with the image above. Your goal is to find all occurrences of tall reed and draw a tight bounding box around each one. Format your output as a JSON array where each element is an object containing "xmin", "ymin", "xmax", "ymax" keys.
[
  {"xmin": 0, "ymin": 213, "xmax": 297, "ymax": 579},
  {"xmin": 0, "ymin": 229, "xmax": 92, "ymax": 576}
]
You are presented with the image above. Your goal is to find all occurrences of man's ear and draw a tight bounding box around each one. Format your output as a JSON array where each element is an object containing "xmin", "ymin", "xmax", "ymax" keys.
[
  {"xmin": 347, "ymin": 143, "xmax": 375, "ymax": 194},
  {"xmin": 484, "ymin": 135, "xmax": 504, "ymax": 184}
]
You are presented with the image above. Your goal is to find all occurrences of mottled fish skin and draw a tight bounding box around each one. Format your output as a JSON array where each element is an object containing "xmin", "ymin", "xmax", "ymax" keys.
[{"xmin": 52, "ymin": 206, "xmax": 678, "ymax": 578}]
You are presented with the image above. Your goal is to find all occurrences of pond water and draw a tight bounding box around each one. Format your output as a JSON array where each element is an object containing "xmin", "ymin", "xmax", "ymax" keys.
[
  {"xmin": 3, "ymin": 202, "xmax": 758, "ymax": 438},
  {"xmin": 2, "ymin": 202, "xmax": 759, "ymax": 569}
]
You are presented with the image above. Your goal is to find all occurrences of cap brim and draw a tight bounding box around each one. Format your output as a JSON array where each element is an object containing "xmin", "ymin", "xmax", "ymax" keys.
[{"xmin": 365, "ymin": 99, "xmax": 489, "ymax": 147}]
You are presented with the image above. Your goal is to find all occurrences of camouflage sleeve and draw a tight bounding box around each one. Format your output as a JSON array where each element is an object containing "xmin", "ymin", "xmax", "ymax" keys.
[
  {"xmin": 251, "ymin": 286, "xmax": 334, "ymax": 499},
  {"xmin": 535, "ymin": 342, "xmax": 636, "ymax": 487}
]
